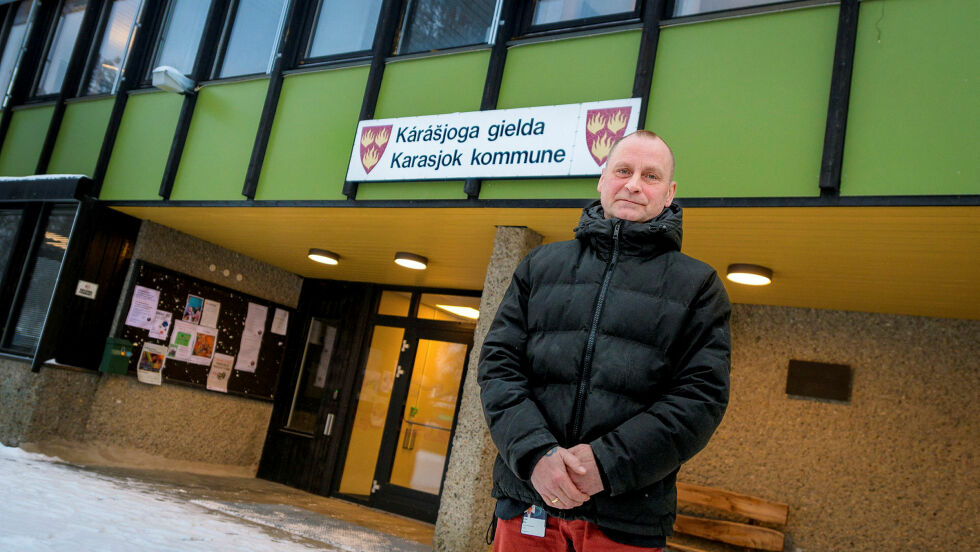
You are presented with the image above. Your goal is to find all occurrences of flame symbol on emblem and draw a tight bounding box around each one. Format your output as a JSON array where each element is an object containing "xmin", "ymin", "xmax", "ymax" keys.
[
  {"xmin": 584, "ymin": 107, "xmax": 632, "ymax": 166},
  {"xmin": 359, "ymin": 125, "xmax": 392, "ymax": 174}
]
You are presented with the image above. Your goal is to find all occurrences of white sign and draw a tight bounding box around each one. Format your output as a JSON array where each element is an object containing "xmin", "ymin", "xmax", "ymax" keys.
[
  {"xmin": 346, "ymin": 98, "xmax": 641, "ymax": 182},
  {"xmin": 75, "ymin": 280, "xmax": 98, "ymax": 299}
]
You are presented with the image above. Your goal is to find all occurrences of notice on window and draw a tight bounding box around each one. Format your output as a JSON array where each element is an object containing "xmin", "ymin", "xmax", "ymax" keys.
[
  {"xmin": 124, "ymin": 286, "xmax": 160, "ymax": 330},
  {"xmin": 207, "ymin": 353, "xmax": 234, "ymax": 393},
  {"xmin": 235, "ymin": 302, "xmax": 267, "ymax": 373},
  {"xmin": 313, "ymin": 325, "xmax": 337, "ymax": 389},
  {"xmin": 200, "ymin": 299, "xmax": 221, "ymax": 328},
  {"xmin": 167, "ymin": 319, "xmax": 196, "ymax": 361},
  {"xmin": 271, "ymin": 308, "xmax": 288, "ymax": 336},
  {"xmin": 137, "ymin": 343, "xmax": 167, "ymax": 386},
  {"xmin": 189, "ymin": 326, "xmax": 218, "ymax": 366},
  {"xmin": 149, "ymin": 310, "xmax": 172, "ymax": 340}
]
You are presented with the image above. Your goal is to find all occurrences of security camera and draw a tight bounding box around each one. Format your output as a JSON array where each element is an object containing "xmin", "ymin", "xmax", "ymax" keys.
[{"xmin": 151, "ymin": 66, "xmax": 195, "ymax": 95}]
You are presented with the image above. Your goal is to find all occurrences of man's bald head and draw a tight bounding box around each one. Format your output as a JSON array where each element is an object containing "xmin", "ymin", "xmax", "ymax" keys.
[{"xmin": 606, "ymin": 130, "xmax": 675, "ymax": 182}]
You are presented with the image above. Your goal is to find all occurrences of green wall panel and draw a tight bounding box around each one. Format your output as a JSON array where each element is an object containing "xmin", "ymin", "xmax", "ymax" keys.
[
  {"xmin": 47, "ymin": 98, "xmax": 114, "ymax": 176},
  {"xmin": 496, "ymin": 31, "xmax": 639, "ymax": 109},
  {"xmin": 0, "ymin": 105, "xmax": 54, "ymax": 176},
  {"xmin": 645, "ymin": 7, "xmax": 837, "ymax": 198},
  {"xmin": 359, "ymin": 50, "xmax": 490, "ymax": 200},
  {"xmin": 170, "ymin": 79, "xmax": 269, "ymax": 200},
  {"xmin": 100, "ymin": 92, "xmax": 184, "ymax": 200},
  {"xmin": 841, "ymin": 0, "xmax": 979, "ymax": 196},
  {"xmin": 480, "ymin": 178, "xmax": 597, "ymax": 200},
  {"xmin": 256, "ymin": 66, "xmax": 369, "ymax": 200}
]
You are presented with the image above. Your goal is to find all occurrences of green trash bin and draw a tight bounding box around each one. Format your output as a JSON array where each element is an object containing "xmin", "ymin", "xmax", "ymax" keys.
[{"xmin": 99, "ymin": 337, "xmax": 133, "ymax": 374}]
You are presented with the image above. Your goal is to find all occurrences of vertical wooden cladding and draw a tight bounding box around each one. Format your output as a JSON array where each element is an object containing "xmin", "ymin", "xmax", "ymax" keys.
[
  {"xmin": 840, "ymin": 0, "xmax": 980, "ymax": 197},
  {"xmin": 645, "ymin": 6, "xmax": 838, "ymax": 199}
]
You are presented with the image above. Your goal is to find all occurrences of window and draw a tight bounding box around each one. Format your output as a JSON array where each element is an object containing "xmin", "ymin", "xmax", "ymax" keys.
[
  {"xmin": 0, "ymin": 1, "xmax": 36, "ymax": 106},
  {"xmin": 149, "ymin": 0, "xmax": 209, "ymax": 77},
  {"xmin": 396, "ymin": 0, "xmax": 499, "ymax": 55},
  {"xmin": 215, "ymin": 0, "xmax": 287, "ymax": 78},
  {"xmin": 34, "ymin": 0, "xmax": 87, "ymax": 96},
  {"xmin": 305, "ymin": 0, "xmax": 382, "ymax": 60},
  {"xmin": 0, "ymin": 204, "xmax": 76, "ymax": 357},
  {"xmin": 671, "ymin": 0, "xmax": 790, "ymax": 17},
  {"xmin": 83, "ymin": 0, "xmax": 143, "ymax": 96},
  {"xmin": 530, "ymin": 0, "xmax": 637, "ymax": 26}
]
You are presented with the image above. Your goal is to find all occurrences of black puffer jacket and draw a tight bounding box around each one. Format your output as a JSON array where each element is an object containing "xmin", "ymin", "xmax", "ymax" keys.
[{"xmin": 479, "ymin": 201, "xmax": 731, "ymax": 537}]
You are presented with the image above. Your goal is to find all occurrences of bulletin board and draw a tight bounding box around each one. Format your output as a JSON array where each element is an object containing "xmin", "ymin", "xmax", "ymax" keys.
[{"xmin": 115, "ymin": 260, "xmax": 292, "ymax": 401}]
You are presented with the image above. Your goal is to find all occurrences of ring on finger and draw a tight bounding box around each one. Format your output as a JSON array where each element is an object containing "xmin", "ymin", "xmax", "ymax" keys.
[{"xmin": 551, "ymin": 497, "xmax": 560, "ymax": 504}]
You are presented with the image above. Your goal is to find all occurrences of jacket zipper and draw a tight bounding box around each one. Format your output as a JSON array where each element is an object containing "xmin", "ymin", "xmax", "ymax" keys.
[{"xmin": 571, "ymin": 220, "xmax": 622, "ymax": 439}]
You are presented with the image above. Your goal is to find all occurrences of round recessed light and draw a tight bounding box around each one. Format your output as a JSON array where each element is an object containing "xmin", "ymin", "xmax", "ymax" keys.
[
  {"xmin": 394, "ymin": 252, "xmax": 428, "ymax": 270},
  {"xmin": 308, "ymin": 248, "xmax": 340, "ymax": 265},
  {"xmin": 726, "ymin": 264, "xmax": 772, "ymax": 286}
]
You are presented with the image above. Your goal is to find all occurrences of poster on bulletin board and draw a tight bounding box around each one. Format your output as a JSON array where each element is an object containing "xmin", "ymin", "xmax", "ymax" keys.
[{"xmin": 116, "ymin": 261, "xmax": 292, "ymax": 401}]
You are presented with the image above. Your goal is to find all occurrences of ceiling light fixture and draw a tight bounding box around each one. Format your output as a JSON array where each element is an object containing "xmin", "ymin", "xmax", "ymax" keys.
[
  {"xmin": 726, "ymin": 264, "xmax": 773, "ymax": 286},
  {"xmin": 394, "ymin": 252, "xmax": 428, "ymax": 270},
  {"xmin": 308, "ymin": 248, "xmax": 340, "ymax": 265},
  {"xmin": 436, "ymin": 304, "xmax": 480, "ymax": 320}
]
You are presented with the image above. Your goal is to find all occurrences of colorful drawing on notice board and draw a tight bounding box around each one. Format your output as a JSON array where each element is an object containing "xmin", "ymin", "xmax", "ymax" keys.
[
  {"xmin": 167, "ymin": 320, "xmax": 195, "ymax": 360},
  {"xmin": 137, "ymin": 343, "xmax": 167, "ymax": 385},
  {"xmin": 189, "ymin": 326, "xmax": 218, "ymax": 366},
  {"xmin": 182, "ymin": 294, "xmax": 204, "ymax": 324}
]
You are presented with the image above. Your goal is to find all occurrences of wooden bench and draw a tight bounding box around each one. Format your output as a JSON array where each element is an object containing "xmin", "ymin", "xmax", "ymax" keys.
[{"xmin": 666, "ymin": 482, "xmax": 789, "ymax": 552}]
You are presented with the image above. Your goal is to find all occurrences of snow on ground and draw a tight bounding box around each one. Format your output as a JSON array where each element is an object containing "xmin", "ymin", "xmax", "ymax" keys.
[{"xmin": 0, "ymin": 445, "xmax": 329, "ymax": 551}]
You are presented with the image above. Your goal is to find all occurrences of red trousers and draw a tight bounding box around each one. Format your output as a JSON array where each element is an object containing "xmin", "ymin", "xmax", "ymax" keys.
[{"xmin": 493, "ymin": 514, "xmax": 664, "ymax": 552}]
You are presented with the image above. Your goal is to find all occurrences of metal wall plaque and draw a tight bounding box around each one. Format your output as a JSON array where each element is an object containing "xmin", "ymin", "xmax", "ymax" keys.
[{"xmin": 786, "ymin": 360, "xmax": 852, "ymax": 403}]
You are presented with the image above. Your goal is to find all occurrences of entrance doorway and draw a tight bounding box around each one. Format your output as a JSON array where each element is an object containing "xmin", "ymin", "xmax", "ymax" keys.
[{"xmin": 258, "ymin": 284, "xmax": 478, "ymax": 524}]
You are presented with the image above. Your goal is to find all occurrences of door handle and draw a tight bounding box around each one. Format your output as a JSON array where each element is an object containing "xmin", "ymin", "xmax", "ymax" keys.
[
  {"xmin": 401, "ymin": 426, "xmax": 412, "ymax": 449},
  {"xmin": 323, "ymin": 413, "xmax": 335, "ymax": 436}
]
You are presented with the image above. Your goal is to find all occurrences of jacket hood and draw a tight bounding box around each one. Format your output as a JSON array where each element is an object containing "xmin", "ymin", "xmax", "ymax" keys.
[{"xmin": 574, "ymin": 200, "xmax": 683, "ymax": 257}]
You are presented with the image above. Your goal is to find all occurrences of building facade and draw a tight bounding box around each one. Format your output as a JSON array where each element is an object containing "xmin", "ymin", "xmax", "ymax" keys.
[{"xmin": 0, "ymin": 0, "xmax": 977, "ymax": 550}]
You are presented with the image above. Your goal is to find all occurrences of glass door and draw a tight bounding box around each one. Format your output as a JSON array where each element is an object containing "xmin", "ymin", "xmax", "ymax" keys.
[{"xmin": 336, "ymin": 325, "xmax": 471, "ymax": 522}]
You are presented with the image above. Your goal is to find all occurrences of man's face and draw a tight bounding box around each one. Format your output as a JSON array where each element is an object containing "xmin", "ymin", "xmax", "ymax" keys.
[{"xmin": 597, "ymin": 135, "xmax": 677, "ymax": 222}]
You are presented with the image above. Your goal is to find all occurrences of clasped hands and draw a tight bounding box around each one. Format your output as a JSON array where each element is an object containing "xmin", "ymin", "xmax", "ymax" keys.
[{"xmin": 529, "ymin": 444, "xmax": 604, "ymax": 510}]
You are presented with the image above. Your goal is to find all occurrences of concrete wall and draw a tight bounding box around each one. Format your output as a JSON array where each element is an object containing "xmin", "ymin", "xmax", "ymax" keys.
[
  {"xmin": 676, "ymin": 305, "xmax": 980, "ymax": 551},
  {"xmin": 0, "ymin": 221, "xmax": 303, "ymax": 475}
]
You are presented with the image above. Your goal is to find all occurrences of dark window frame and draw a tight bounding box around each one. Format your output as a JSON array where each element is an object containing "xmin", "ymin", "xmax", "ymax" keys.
[
  {"xmin": 76, "ymin": 0, "xmax": 146, "ymax": 98},
  {"xmin": 28, "ymin": 0, "xmax": 87, "ymax": 101},
  {"xmin": 1, "ymin": 0, "xmax": 42, "ymax": 108},
  {"xmin": 0, "ymin": 201, "xmax": 76, "ymax": 358},
  {"xmin": 392, "ymin": 0, "xmax": 501, "ymax": 57},
  {"xmin": 293, "ymin": 0, "xmax": 380, "ymax": 69},
  {"xmin": 209, "ymin": 0, "xmax": 289, "ymax": 81},
  {"xmin": 140, "ymin": 0, "xmax": 215, "ymax": 85},
  {"xmin": 515, "ymin": 0, "xmax": 642, "ymax": 39}
]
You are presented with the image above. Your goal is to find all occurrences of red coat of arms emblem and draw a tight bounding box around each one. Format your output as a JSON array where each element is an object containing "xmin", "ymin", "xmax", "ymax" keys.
[
  {"xmin": 359, "ymin": 125, "xmax": 392, "ymax": 174},
  {"xmin": 584, "ymin": 107, "xmax": 632, "ymax": 166}
]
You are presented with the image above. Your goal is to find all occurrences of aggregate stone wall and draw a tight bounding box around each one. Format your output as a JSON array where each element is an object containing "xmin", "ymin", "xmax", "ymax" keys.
[
  {"xmin": 0, "ymin": 359, "xmax": 99, "ymax": 447},
  {"xmin": 677, "ymin": 305, "xmax": 980, "ymax": 552}
]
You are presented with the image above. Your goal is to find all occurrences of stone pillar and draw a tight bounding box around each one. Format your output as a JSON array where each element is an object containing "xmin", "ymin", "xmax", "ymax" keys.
[{"xmin": 434, "ymin": 226, "xmax": 543, "ymax": 552}]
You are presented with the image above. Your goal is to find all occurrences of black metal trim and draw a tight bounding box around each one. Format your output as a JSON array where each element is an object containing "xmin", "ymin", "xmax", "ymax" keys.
[
  {"xmin": 463, "ymin": 0, "xmax": 519, "ymax": 200},
  {"xmin": 156, "ymin": 0, "xmax": 228, "ymax": 200},
  {"xmin": 818, "ymin": 0, "xmax": 858, "ymax": 196},
  {"xmin": 90, "ymin": 0, "xmax": 168, "ymax": 197},
  {"xmin": 34, "ymin": 0, "xmax": 102, "ymax": 175},
  {"xmin": 100, "ymin": 194, "xmax": 980, "ymax": 209},
  {"xmin": 241, "ymin": 0, "xmax": 303, "ymax": 199},
  {"xmin": 633, "ymin": 0, "xmax": 666, "ymax": 129},
  {"xmin": 0, "ymin": 174, "xmax": 92, "ymax": 200},
  {"xmin": 342, "ymin": 0, "xmax": 403, "ymax": 200}
]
